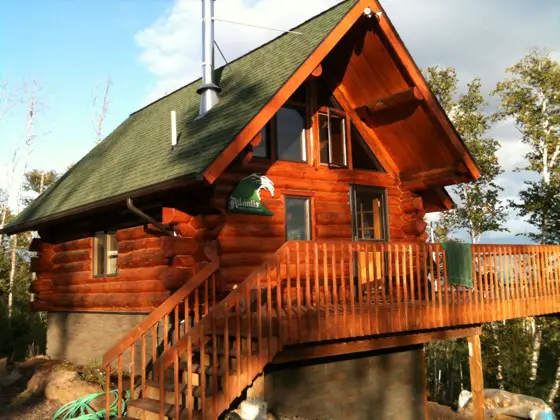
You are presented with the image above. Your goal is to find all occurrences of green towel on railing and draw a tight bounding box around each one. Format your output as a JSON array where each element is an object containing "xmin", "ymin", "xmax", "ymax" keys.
[{"xmin": 442, "ymin": 242, "xmax": 474, "ymax": 288}]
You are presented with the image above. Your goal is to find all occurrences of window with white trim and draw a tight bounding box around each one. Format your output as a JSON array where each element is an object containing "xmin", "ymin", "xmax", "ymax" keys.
[{"xmin": 93, "ymin": 232, "xmax": 118, "ymax": 276}]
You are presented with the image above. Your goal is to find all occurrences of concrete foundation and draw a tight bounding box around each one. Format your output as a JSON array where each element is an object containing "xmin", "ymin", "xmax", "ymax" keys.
[
  {"xmin": 46, "ymin": 312, "xmax": 149, "ymax": 366},
  {"xmin": 264, "ymin": 345, "xmax": 426, "ymax": 420}
]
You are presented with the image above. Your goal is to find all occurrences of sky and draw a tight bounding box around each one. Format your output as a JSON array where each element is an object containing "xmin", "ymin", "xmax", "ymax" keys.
[{"xmin": 1, "ymin": 0, "xmax": 559, "ymax": 243}]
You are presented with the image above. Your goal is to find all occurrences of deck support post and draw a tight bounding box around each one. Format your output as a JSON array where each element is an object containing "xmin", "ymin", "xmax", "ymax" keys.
[{"xmin": 467, "ymin": 334, "xmax": 484, "ymax": 420}]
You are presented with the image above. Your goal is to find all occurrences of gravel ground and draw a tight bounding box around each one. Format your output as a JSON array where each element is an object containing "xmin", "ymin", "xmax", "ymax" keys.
[{"xmin": 0, "ymin": 393, "xmax": 59, "ymax": 420}]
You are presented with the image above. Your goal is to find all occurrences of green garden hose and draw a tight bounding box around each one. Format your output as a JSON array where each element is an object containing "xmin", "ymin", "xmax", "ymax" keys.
[{"xmin": 53, "ymin": 389, "xmax": 129, "ymax": 420}]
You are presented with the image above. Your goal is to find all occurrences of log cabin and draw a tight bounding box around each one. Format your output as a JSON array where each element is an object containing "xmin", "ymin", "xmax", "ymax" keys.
[{"xmin": 3, "ymin": 1, "xmax": 560, "ymax": 419}]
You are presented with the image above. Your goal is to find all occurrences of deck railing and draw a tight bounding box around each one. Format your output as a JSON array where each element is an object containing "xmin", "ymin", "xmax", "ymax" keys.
[
  {"xmin": 115, "ymin": 240, "xmax": 560, "ymax": 419},
  {"xmin": 152, "ymin": 240, "xmax": 560, "ymax": 419}
]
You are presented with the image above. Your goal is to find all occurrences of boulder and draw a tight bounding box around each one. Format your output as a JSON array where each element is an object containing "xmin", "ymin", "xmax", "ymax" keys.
[{"xmin": 27, "ymin": 367, "xmax": 103, "ymax": 409}]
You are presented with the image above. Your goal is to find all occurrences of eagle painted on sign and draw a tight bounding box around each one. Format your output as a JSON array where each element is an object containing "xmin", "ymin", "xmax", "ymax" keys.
[{"xmin": 228, "ymin": 174, "xmax": 275, "ymax": 216}]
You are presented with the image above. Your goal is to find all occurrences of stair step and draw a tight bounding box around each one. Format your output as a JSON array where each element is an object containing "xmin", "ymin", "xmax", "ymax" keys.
[
  {"xmin": 128, "ymin": 398, "xmax": 182, "ymax": 419},
  {"xmin": 145, "ymin": 379, "xmax": 216, "ymax": 398}
]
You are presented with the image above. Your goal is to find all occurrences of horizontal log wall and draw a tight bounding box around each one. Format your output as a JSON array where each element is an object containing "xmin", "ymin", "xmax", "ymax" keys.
[
  {"xmin": 29, "ymin": 222, "xmax": 213, "ymax": 312},
  {"xmin": 214, "ymin": 160, "xmax": 429, "ymax": 289}
]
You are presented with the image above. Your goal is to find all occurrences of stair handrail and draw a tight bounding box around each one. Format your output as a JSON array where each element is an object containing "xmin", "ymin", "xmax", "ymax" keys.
[
  {"xmin": 102, "ymin": 241, "xmax": 220, "ymax": 368},
  {"xmin": 154, "ymin": 241, "xmax": 291, "ymax": 372}
]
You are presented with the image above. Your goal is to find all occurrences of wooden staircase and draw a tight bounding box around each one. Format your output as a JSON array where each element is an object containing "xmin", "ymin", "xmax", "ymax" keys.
[{"xmin": 104, "ymin": 241, "xmax": 560, "ymax": 420}]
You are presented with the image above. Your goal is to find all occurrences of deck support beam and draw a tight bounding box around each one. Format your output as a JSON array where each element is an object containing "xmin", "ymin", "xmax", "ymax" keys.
[{"xmin": 467, "ymin": 333, "xmax": 485, "ymax": 420}]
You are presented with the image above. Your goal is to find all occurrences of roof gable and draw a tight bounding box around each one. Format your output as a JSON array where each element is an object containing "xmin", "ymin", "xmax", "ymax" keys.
[{"xmin": 5, "ymin": 0, "xmax": 357, "ymax": 234}]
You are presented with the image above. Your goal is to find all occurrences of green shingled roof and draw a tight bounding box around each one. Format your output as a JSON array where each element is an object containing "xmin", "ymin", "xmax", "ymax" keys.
[{"xmin": 5, "ymin": 1, "xmax": 356, "ymax": 233}]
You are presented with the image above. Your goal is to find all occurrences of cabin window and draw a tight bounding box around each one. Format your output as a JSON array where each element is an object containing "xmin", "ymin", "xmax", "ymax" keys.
[
  {"xmin": 253, "ymin": 125, "xmax": 270, "ymax": 159},
  {"xmin": 285, "ymin": 196, "xmax": 311, "ymax": 241},
  {"xmin": 319, "ymin": 109, "xmax": 347, "ymax": 167},
  {"xmin": 93, "ymin": 231, "xmax": 118, "ymax": 276},
  {"xmin": 351, "ymin": 123, "xmax": 384, "ymax": 172},
  {"xmin": 351, "ymin": 187, "xmax": 387, "ymax": 241},
  {"xmin": 276, "ymin": 106, "xmax": 307, "ymax": 162}
]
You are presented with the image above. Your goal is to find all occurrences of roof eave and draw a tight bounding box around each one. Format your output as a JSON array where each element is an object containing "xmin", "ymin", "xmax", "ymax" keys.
[{"xmin": 2, "ymin": 174, "xmax": 203, "ymax": 235}]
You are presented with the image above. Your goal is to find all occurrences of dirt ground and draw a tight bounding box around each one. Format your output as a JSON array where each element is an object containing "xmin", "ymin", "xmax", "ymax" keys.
[{"xmin": 0, "ymin": 394, "xmax": 59, "ymax": 420}]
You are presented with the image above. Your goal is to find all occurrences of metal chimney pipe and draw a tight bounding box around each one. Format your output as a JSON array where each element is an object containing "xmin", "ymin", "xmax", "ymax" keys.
[{"xmin": 197, "ymin": 0, "xmax": 221, "ymax": 117}]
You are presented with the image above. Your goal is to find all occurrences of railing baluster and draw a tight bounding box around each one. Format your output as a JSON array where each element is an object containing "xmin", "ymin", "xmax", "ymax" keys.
[
  {"xmin": 314, "ymin": 242, "xmax": 321, "ymax": 341},
  {"xmin": 409, "ymin": 244, "xmax": 416, "ymax": 328},
  {"xmin": 275, "ymin": 254, "xmax": 283, "ymax": 346},
  {"xmin": 204, "ymin": 276, "xmax": 210, "ymax": 316},
  {"xmin": 323, "ymin": 242, "xmax": 330, "ymax": 339},
  {"xmin": 387, "ymin": 243, "xmax": 395, "ymax": 332},
  {"xmin": 174, "ymin": 351, "xmax": 180, "ymax": 420},
  {"xmin": 117, "ymin": 355, "xmax": 123, "ymax": 418},
  {"xmin": 151, "ymin": 325, "xmax": 157, "ymax": 378},
  {"xmin": 164, "ymin": 314, "xmax": 169, "ymax": 352},
  {"xmin": 401, "ymin": 243, "xmax": 408, "ymax": 330},
  {"xmin": 422, "ymin": 243, "xmax": 430, "ymax": 327},
  {"xmin": 174, "ymin": 306, "xmax": 179, "ymax": 346},
  {"xmin": 130, "ymin": 344, "xmax": 136, "ymax": 401},
  {"xmin": 266, "ymin": 265, "xmax": 273, "ymax": 360},
  {"xmin": 394, "ymin": 244, "xmax": 401, "ymax": 331},
  {"xmin": 187, "ymin": 335, "xmax": 193, "ymax": 420},
  {"xmin": 257, "ymin": 273, "xmax": 263, "ymax": 364},
  {"xmin": 296, "ymin": 242, "xmax": 302, "ymax": 342},
  {"xmin": 365, "ymin": 243, "xmax": 372, "ymax": 335},
  {"xmin": 212, "ymin": 315, "xmax": 218, "ymax": 419},
  {"xmin": 340, "ymin": 242, "xmax": 347, "ymax": 337},
  {"xmin": 286, "ymin": 247, "xmax": 292, "ymax": 342},
  {"xmin": 200, "ymin": 324, "xmax": 206, "ymax": 418},
  {"xmin": 348, "ymin": 243, "xmax": 356, "ymax": 337},
  {"xmin": 105, "ymin": 366, "xmax": 110, "ymax": 420},
  {"xmin": 159, "ymin": 363, "xmax": 165, "ymax": 420},
  {"xmin": 245, "ymin": 287, "xmax": 252, "ymax": 379},
  {"xmin": 332, "ymin": 243, "xmax": 339, "ymax": 338},
  {"xmin": 141, "ymin": 333, "xmax": 146, "ymax": 397},
  {"xmin": 444, "ymin": 246, "xmax": 453, "ymax": 325},
  {"xmin": 224, "ymin": 302, "xmax": 230, "ymax": 405},
  {"xmin": 194, "ymin": 287, "xmax": 200, "ymax": 324},
  {"xmin": 235, "ymin": 296, "xmax": 241, "ymax": 394}
]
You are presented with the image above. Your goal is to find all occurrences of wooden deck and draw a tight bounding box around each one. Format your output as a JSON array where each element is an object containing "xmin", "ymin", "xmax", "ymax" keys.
[
  {"xmin": 273, "ymin": 295, "xmax": 560, "ymax": 345},
  {"xmin": 104, "ymin": 240, "xmax": 560, "ymax": 420}
]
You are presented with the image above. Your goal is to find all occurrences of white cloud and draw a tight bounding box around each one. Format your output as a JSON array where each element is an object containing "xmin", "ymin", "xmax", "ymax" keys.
[{"xmin": 135, "ymin": 0, "xmax": 341, "ymax": 103}]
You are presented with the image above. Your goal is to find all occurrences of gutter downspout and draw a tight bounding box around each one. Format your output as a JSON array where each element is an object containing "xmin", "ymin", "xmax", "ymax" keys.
[{"xmin": 126, "ymin": 198, "xmax": 175, "ymax": 236}]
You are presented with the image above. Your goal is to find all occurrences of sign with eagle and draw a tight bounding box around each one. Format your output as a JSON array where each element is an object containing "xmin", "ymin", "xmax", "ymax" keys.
[{"xmin": 227, "ymin": 174, "xmax": 275, "ymax": 216}]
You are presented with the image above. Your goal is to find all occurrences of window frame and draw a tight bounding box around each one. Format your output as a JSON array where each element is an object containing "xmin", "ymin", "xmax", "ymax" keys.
[
  {"xmin": 350, "ymin": 186, "xmax": 389, "ymax": 242},
  {"xmin": 318, "ymin": 106, "xmax": 349, "ymax": 168},
  {"xmin": 275, "ymin": 104, "xmax": 309, "ymax": 163},
  {"xmin": 93, "ymin": 231, "xmax": 119, "ymax": 278},
  {"xmin": 284, "ymin": 192, "xmax": 314, "ymax": 241}
]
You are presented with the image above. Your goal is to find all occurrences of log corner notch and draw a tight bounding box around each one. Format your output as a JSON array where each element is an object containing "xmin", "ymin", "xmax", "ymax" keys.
[{"xmin": 355, "ymin": 86, "xmax": 423, "ymax": 120}]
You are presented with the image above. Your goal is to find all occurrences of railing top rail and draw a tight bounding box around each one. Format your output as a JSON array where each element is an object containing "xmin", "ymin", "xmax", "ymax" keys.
[{"xmin": 102, "ymin": 243, "xmax": 219, "ymax": 367}]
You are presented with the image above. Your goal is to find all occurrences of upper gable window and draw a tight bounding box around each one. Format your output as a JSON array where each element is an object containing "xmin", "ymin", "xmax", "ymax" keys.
[
  {"xmin": 319, "ymin": 109, "xmax": 347, "ymax": 167},
  {"xmin": 253, "ymin": 125, "xmax": 271, "ymax": 159},
  {"xmin": 277, "ymin": 106, "xmax": 307, "ymax": 162},
  {"xmin": 351, "ymin": 123, "xmax": 385, "ymax": 172}
]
